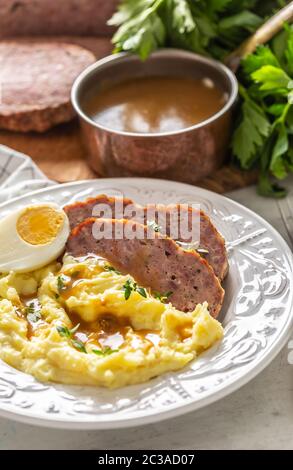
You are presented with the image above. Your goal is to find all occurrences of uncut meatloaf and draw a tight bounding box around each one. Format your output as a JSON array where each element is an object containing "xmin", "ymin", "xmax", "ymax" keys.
[
  {"xmin": 66, "ymin": 218, "xmax": 225, "ymax": 317},
  {"xmin": 0, "ymin": 0, "xmax": 118, "ymax": 37},
  {"xmin": 64, "ymin": 195, "xmax": 228, "ymax": 280},
  {"xmin": 0, "ymin": 41, "xmax": 96, "ymax": 132}
]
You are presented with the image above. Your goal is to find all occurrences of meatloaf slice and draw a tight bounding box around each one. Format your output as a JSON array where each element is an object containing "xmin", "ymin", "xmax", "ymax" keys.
[
  {"xmin": 64, "ymin": 195, "xmax": 134, "ymax": 229},
  {"xmin": 66, "ymin": 218, "xmax": 225, "ymax": 318},
  {"xmin": 0, "ymin": 41, "xmax": 96, "ymax": 132},
  {"xmin": 64, "ymin": 195, "xmax": 228, "ymax": 280},
  {"xmin": 146, "ymin": 203, "xmax": 228, "ymax": 280},
  {"xmin": 0, "ymin": 1, "xmax": 117, "ymax": 37}
]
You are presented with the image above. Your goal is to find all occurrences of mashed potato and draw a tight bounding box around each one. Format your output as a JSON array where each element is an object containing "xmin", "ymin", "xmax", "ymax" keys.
[{"xmin": 0, "ymin": 255, "xmax": 223, "ymax": 388}]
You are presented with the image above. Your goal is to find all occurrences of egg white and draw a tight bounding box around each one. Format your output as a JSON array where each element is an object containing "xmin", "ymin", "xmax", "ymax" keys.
[{"xmin": 0, "ymin": 203, "xmax": 70, "ymax": 273}]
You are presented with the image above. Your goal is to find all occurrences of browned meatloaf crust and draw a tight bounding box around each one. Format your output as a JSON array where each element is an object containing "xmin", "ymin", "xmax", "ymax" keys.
[
  {"xmin": 64, "ymin": 195, "xmax": 134, "ymax": 229},
  {"xmin": 66, "ymin": 217, "xmax": 225, "ymax": 318},
  {"xmin": 0, "ymin": 0, "xmax": 118, "ymax": 37},
  {"xmin": 64, "ymin": 195, "xmax": 228, "ymax": 280},
  {"xmin": 0, "ymin": 41, "xmax": 96, "ymax": 132}
]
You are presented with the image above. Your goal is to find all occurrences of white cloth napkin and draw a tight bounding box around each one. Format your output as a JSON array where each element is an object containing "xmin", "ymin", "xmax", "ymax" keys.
[{"xmin": 0, "ymin": 145, "xmax": 56, "ymax": 204}]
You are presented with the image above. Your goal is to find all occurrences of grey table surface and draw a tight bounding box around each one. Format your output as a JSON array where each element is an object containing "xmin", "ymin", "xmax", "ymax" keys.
[{"xmin": 0, "ymin": 178, "xmax": 292, "ymax": 450}]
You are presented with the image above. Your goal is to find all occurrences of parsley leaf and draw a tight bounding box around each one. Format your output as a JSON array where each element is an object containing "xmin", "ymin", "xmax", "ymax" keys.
[
  {"xmin": 284, "ymin": 23, "xmax": 293, "ymax": 76},
  {"xmin": 104, "ymin": 265, "xmax": 122, "ymax": 275},
  {"xmin": 25, "ymin": 301, "xmax": 42, "ymax": 323},
  {"xmin": 111, "ymin": 1, "xmax": 166, "ymax": 60},
  {"xmin": 257, "ymin": 104, "xmax": 291, "ymax": 198},
  {"xmin": 122, "ymin": 279, "xmax": 133, "ymax": 300},
  {"xmin": 56, "ymin": 325, "xmax": 71, "ymax": 338},
  {"xmin": 232, "ymin": 89, "xmax": 271, "ymax": 169},
  {"xmin": 242, "ymin": 45, "xmax": 280, "ymax": 75},
  {"xmin": 71, "ymin": 339, "xmax": 87, "ymax": 354},
  {"xmin": 207, "ymin": 0, "xmax": 234, "ymax": 15},
  {"xmin": 153, "ymin": 291, "xmax": 173, "ymax": 303},
  {"xmin": 56, "ymin": 323, "xmax": 88, "ymax": 353},
  {"xmin": 171, "ymin": 0, "xmax": 195, "ymax": 36},
  {"xmin": 136, "ymin": 286, "xmax": 147, "ymax": 298},
  {"xmin": 69, "ymin": 323, "xmax": 81, "ymax": 335},
  {"xmin": 56, "ymin": 323, "xmax": 80, "ymax": 338},
  {"xmin": 251, "ymin": 65, "xmax": 291, "ymax": 92},
  {"xmin": 122, "ymin": 279, "xmax": 148, "ymax": 300},
  {"xmin": 218, "ymin": 10, "xmax": 262, "ymax": 45},
  {"xmin": 270, "ymin": 122, "xmax": 289, "ymax": 179},
  {"xmin": 258, "ymin": 171, "xmax": 287, "ymax": 199},
  {"xmin": 92, "ymin": 346, "xmax": 119, "ymax": 356},
  {"xmin": 267, "ymin": 103, "xmax": 286, "ymax": 117},
  {"xmin": 109, "ymin": 0, "xmax": 152, "ymax": 26},
  {"xmin": 57, "ymin": 275, "xmax": 67, "ymax": 292}
]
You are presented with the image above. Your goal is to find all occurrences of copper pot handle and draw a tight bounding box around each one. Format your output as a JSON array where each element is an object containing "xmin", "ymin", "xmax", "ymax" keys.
[{"xmin": 225, "ymin": 2, "xmax": 293, "ymax": 72}]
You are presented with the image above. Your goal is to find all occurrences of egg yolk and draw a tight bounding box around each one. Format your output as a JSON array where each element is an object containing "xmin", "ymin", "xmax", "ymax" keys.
[{"xmin": 16, "ymin": 206, "xmax": 64, "ymax": 245}]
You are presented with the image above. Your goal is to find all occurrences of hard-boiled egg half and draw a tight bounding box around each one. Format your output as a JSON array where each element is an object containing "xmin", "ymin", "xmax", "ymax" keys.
[{"xmin": 0, "ymin": 203, "xmax": 70, "ymax": 273}]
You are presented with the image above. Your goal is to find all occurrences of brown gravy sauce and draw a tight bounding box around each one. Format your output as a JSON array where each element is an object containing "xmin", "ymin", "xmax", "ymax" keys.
[
  {"xmin": 175, "ymin": 320, "xmax": 194, "ymax": 342},
  {"xmin": 84, "ymin": 76, "xmax": 227, "ymax": 134},
  {"xmin": 19, "ymin": 267, "xmax": 191, "ymax": 348},
  {"xmin": 69, "ymin": 312, "xmax": 160, "ymax": 351},
  {"xmin": 58, "ymin": 270, "xmax": 160, "ymax": 350}
]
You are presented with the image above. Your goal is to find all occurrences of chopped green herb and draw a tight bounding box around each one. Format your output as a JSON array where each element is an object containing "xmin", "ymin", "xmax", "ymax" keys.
[
  {"xmin": 25, "ymin": 301, "xmax": 42, "ymax": 323},
  {"xmin": 147, "ymin": 220, "xmax": 161, "ymax": 232},
  {"xmin": 123, "ymin": 279, "xmax": 133, "ymax": 300},
  {"xmin": 71, "ymin": 339, "xmax": 87, "ymax": 353},
  {"xmin": 104, "ymin": 265, "xmax": 122, "ymax": 275},
  {"xmin": 57, "ymin": 275, "xmax": 67, "ymax": 292},
  {"xmin": 56, "ymin": 325, "xmax": 71, "ymax": 338},
  {"xmin": 122, "ymin": 279, "xmax": 148, "ymax": 300},
  {"xmin": 69, "ymin": 323, "xmax": 81, "ymax": 335},
  {"xmin": 56, "ymin": 323, "xmax": 87, "ymax": 353},
  {"xmin": 27, "ymin": 311, "xmax": 42, "ymax": 324},
  {"xmin": 56, "ymin": 323, "xmax": 80, "ymax": 338},
  {"xmin": 136, "ymin": 286, "xmax": 147, "ymax": 298},
  {"xmin": 153, "ymin": 291, "xmax": 173, "ymax": 303},
  {"xmin": 92, "ymin": 346, "xmax": 119, "ymax": 356}
]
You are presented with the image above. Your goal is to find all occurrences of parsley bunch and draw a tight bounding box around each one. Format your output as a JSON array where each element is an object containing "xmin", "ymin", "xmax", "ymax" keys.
[
  {"xmin": 233, "ymin": 25, "xmax": 293, "ymax": 197},
  {"xmin": 109, "ymin": 0, "xmax": 284, "ymax": 60}
]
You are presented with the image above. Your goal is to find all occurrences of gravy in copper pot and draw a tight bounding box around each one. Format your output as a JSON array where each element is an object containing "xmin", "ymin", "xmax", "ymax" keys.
[{"xmin": 84, "ymin": 76, "xmax": 227, "ymax": 134}]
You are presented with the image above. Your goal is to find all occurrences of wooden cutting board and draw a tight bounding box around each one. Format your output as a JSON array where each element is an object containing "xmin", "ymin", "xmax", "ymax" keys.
[{"xmin": 0, "ymin": 36, "xmax": 258, "ymax": 194}]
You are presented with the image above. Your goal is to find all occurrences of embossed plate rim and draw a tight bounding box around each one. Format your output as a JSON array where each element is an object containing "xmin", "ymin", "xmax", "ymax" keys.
[{"xmin": 0, "ymin": 177, "xmax": 292, "ymax": 429}]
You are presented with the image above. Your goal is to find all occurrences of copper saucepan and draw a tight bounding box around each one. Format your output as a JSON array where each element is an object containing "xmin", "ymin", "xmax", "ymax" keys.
[{"xmin": 72, "ymin": 49, "xmax": 238, "ymax": 184}]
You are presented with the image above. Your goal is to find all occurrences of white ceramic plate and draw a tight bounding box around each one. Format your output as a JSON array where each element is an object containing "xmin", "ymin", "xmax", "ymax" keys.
[{"xmin": 0, "ymin": 178, "xmax": 292, "ymax": 429}]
